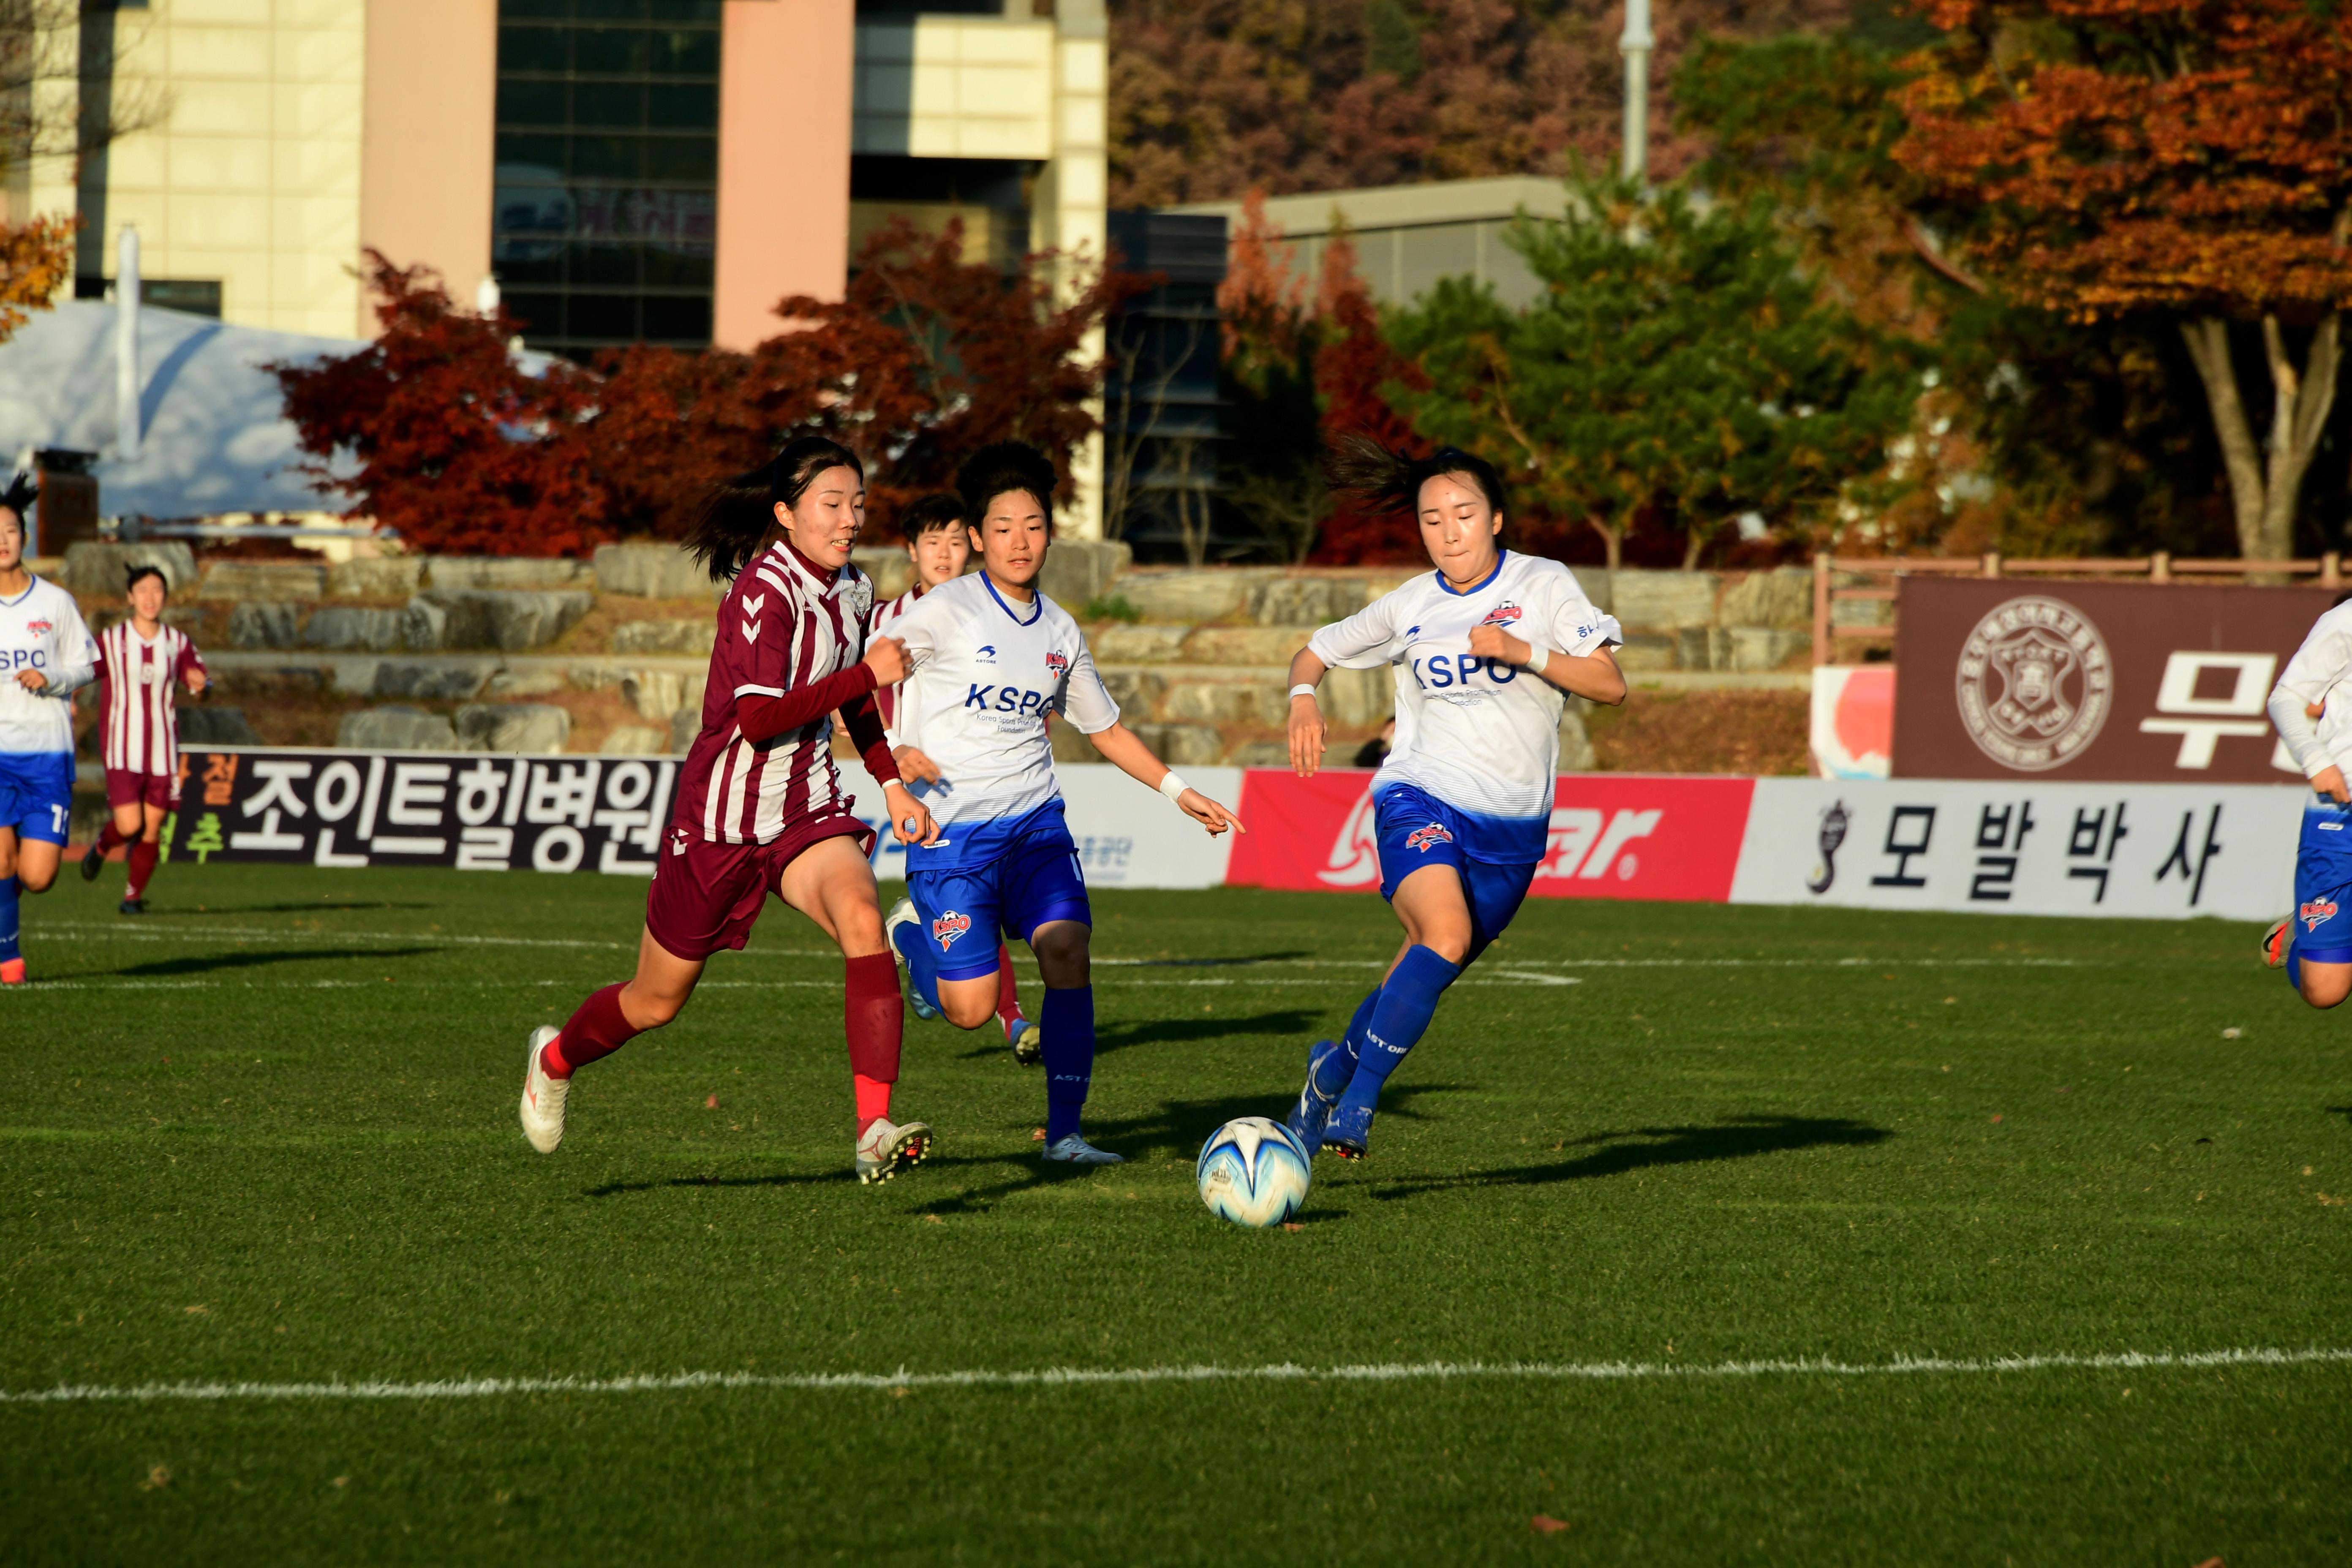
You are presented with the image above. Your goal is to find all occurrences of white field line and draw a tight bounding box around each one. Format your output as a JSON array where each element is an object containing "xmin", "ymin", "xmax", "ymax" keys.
[
  {"xmin": 0, "ymin": 976, "xmax": 1575, "ymax": 994},
  {"xmin": 5, "ymin": 1346, "xmax": 2344, "ymax": 1407},
  {"xmin": 33, "ymin": 926, "xmax": 2097, "ymax": 970}
]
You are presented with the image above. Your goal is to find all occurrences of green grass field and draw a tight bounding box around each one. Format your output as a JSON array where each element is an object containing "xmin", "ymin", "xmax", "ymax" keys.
[{"xmin": 2, "ymin": 863, "xmax": 2347, "ymax": 1563}]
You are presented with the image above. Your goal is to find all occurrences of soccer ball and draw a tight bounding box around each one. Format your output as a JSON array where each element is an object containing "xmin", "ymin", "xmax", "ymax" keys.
[{"xmin": 1196, "ymin": 1116, "xmax": 1312, "ymax": 1228}]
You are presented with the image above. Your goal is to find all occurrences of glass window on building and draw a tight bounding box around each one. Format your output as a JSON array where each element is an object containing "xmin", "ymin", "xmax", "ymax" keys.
[{"xmin": 493, "ymin": 0, "xmax": 721, "ymax": 361}]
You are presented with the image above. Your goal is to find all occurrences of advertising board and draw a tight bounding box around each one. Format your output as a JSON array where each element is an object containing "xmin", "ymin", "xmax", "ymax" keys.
[{"xmin": 1895, "ymin": 577, "xmax": 2333, "ymax": 782}]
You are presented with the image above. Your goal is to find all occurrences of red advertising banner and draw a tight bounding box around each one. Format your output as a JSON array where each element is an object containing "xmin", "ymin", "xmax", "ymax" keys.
[{"xmin": 1226, "ymin": 770, "xmax": 1756, "ymax": 903}]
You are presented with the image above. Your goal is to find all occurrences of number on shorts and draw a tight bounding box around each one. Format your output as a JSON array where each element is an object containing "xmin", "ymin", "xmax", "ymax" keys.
[{"xmin": 50, "ymin": 804, "xmax": 66, "ymax": 833}]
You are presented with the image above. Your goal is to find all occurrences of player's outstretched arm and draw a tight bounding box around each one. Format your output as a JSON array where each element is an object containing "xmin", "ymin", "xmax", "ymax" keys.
[
  {"xmin": 1085, "ymin": 721, "xmax": 1246, "ymax": 838},
  {"xmin": 1285, "ymin": 648, "xmax": 1330, "ymax": 778},
  {"xmin": 1466, "ymin": 624, "xmax": 1626, "ymax": 705}
]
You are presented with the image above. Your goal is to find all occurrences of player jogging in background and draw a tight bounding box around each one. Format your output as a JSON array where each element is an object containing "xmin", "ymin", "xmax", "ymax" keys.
[
  {"xmin": 517, "ymin": 437, "xmax": 945, "ymax": 1184},
  {"xmin": 0, "ymin": 472, "xmax": 98, "ymax": 986},
  {"xmin": 882, "ymin": 442, "xmax": 1246, "ymax": 1165},
  {"xmin": 1282, "ymin": 438, "xmax": 1626, "ymax": 1160},
  {"xmin": 2262, "ymin": 593, "xmax": 2352, "ymax": 1006},
  {"xmin": 79, "ymin": 564, "xmax": 207, "ymax": 913},
  {"xmin": 872, "ymin": 491, "xmax": 1038, "ymax": 1062}
]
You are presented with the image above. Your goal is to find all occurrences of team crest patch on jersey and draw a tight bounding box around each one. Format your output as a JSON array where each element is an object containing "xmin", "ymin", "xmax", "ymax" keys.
[
  {"xmin": 1044, "ymin": 651, "xmax": 1069, "ymax": 678},
  {"xmin": 1476, "ymin": 603, "xmax": 1523, "ymax": 628},
  {"xmin": 26, "ymin": 619, "xmax": 50, "ymax": 636},
  {"xmin": 2302, "ymin": 898, "xmax": 2339, "ymax": 932},
  {"xmin": 1405, "ymin": 822, "xmax": 1454, "ymax": 852},
  {"xmin": 931, "ymin": 910, "xmax": 972, "ymax": 950}
]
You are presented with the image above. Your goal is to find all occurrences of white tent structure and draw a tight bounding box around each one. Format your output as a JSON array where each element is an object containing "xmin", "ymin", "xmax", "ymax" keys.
[{"xmin": 0, "ymin": 298, "xmax": 363, "ymax": 524}]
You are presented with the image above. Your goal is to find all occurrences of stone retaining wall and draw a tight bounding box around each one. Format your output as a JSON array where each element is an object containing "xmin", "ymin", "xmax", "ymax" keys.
[{"xmin": 74, "ymin": 539, "xmax": 1812, "ymax": 762}]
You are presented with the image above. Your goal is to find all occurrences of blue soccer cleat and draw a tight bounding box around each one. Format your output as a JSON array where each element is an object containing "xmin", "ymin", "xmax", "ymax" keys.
[
  {"xmin": 1323, "ymin": 1099, "xmax": 1375, "ymax": 1162},
  {"xmin": 1285, "ymin": 1038, "xmax": 1350, "ymax": 1157}
]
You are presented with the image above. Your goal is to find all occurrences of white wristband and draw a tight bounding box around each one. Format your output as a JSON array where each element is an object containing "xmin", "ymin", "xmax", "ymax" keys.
[
  {"xmin": 1157, "ymin": 771, "xmax": 1190, "ymax": 804},
  {"xmin": 1288, "ymin": 683, "xmax": 1319, "ymax": 701}
]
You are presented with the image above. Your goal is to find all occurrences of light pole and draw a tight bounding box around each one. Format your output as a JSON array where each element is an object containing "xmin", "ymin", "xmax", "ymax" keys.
[{"xmin": 1620, "ymin": 0, "xmax": 1653, "ymax": 184}]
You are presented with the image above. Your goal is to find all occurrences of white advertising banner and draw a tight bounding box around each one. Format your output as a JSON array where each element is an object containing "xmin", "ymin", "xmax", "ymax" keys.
[
  {"xmin": 835, "ymin": 761, "xmax": 1244, "ymax": 890},
  {"xmin": 1730, "ymin": 776, "xmax": 2300, "ymax": 922}
]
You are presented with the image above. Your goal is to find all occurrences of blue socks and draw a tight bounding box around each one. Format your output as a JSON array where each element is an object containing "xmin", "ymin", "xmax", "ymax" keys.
[
  {"xmin": 1041, "ymin": 984, "xmax": 1095, "ymax": 1142},
  {"xmin": 1335, "ymin": 946, "xmax": 1462, "ymax": 1119},
  {"xmin": 891, "ymin": 917, "xmax": 943, "ymax": 1015},
  {"xmin": 0, "ymin": 874, "xmax": 17, "ymax": 962},
  {"xmin": 1316, "ymin": 985, "xmax": 1381, "ymax": 1097}
]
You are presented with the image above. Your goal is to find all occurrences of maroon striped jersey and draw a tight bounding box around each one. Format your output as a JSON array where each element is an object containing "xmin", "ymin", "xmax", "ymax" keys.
[
  {"xmin": 673, "ymin": 541, "xmax": 877, "ymax": 845},
  {"xmin": 94, "ymin": 620, "xmax": 206, "ymax": 776}
]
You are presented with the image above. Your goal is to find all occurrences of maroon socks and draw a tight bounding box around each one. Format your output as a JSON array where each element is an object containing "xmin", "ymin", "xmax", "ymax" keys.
[
  {"xmin": 542, "ymin": 983, "xmax": 640, "ymax": 1078},
  {"xmin": 845, "ymin": 952, "xmax": 903, "ymax": 1133}
]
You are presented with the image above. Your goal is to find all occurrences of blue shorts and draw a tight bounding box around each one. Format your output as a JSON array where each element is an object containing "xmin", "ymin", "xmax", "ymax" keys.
[
  {"xmin": 0, "ymin": 752, "xmax": 74, "ymax": 847},
  {"xmin": 906, "ymin": 820, "xmax": 1091, "ymax": 983},
  {"xmin": 1374, "ymin": 782, "xmax": 1538, "ymax": 965},
  {"xmin": 2292, "ymin": 794, "xmax": 2352, "ymax": 964}
]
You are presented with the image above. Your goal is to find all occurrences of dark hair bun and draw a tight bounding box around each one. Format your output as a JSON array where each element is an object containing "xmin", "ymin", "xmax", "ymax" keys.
[{"xmin": 955, "ymin": 441, "xmax": 1058, "ymax": 525}]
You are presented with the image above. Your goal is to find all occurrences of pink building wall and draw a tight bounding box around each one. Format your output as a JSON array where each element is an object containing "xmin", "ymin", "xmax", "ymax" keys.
[
  {"xmin": 713, "ymin": 0, "xmax": 856, "ymax": 349},
  {"xmin": 359, "ymin": 0, "xmax": 499, "ymax": 335}
]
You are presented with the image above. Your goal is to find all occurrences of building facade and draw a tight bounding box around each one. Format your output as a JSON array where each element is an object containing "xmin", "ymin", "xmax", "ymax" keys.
[{"xmin": 14, "ymin": 1, "xmax": 1106, "ymax": 418}]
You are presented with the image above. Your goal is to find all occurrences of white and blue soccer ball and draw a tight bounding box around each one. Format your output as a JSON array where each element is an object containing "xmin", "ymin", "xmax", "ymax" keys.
[{"xmin": 1196, "ymin": 1116, "xmax": 1312, "ymax": 1228}]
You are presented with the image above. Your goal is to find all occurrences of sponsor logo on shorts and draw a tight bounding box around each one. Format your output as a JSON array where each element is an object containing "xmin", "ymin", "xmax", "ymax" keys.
[
  {"xmin": 931, "ymin": 909, "xmax": 972, "ymax": 950},
  {"xmin": 2302, "ymin": 898, "xmax": 2339, "ymax": 932},
  {"xmin": 1477, "ymin": 603, "xmax": 1522, "ymax": 628},
  {"xmin": 1405, "ymin": 822, "xmax": 1454, "ymax": 853}
]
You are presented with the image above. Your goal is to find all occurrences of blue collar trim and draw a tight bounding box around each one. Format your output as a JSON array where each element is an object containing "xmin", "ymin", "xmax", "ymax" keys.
[
  {"xmin": 981, "ymin": 571, "xmax": 1043, "ymax": 626},
  {"xmin": 1437, "ymin": 550, "xmax": 1507, "ymax": 597},
  {"xmin": 0, "ymin": 574, "xmax": 38, "ymax": 607}
]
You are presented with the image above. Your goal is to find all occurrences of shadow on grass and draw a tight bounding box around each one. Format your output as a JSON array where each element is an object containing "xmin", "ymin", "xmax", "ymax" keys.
[
  {"xmin": 109, "ymin": 945, "xmax": 441, "ymax": 977},
  {"xmin": 943, "ymin": 1007, "xmax": 1323, "ymax": 1061},
  {"xmin": 584, "ymin": 1149, "xmax": 1052, "ymax": 1200},
  {"xmin": 1364, "ymin": 1114, "xmax": 1893, "ymax": 1201},
  {"xmin": 1085, "ymin": 1083, "xmax": 1462, "ymax": 1162},
  {"xmin": 153, "ymin": 902, "xmax": 442, "ymax": 915}
]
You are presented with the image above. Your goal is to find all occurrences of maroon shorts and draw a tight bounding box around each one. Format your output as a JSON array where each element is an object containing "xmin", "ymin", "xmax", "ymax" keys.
[
  {"xmin": 105, "ymin": 768, "xmax": 180, "ymax": 812},
  {"xmin": 644, "ymin": 812, "xmax": 877, "ymax": 962}
]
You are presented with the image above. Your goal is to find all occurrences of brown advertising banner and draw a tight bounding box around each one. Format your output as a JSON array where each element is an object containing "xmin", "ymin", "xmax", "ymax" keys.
[{"xmin": 1894, "ymin": 577, "xmax": 2338, "ymax": 782}]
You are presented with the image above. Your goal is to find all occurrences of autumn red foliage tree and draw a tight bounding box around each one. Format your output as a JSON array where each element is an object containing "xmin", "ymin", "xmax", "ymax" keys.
[
  {"xmin": 1895, "ymin": 0, "xmax": 2352, "ymax": 559},
  {"xmin": 1311, "ymin": 228, "xmax": 1430, "ymax": 564},
  {"xmin": 274, "ymin": 255, "xmax": 608, "ymax": 556},
  {"xmin": 0, "ymin": 214, "xmax": 73, "ymax": 344},
  {"xmin": 280, "ymin": 226, "xmax": 1139, "ymax": 555}
]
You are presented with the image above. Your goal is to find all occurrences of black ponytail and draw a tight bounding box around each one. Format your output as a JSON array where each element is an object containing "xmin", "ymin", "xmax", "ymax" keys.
[
  {"xmin": 683, "ymin": 435, "xmax": 865, "ymax": 581},
  {"xmin": 1324, "ymin": 435, "xmax": 1506, "ymax": 519}
]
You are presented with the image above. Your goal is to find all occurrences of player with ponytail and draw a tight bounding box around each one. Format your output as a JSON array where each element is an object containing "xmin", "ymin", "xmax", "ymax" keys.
[{"xmin": 518, "ymin": 436, "xmax": 945, "ymax": 1184}]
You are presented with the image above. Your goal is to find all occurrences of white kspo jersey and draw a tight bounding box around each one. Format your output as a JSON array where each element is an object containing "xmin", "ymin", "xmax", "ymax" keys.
[
  {"xmin": 0, "ymin": 574, "xmax": 97, "ymax": 757},
  {"xmin": 1309, "ymin": 549, "xmax": 1620, "ymax": 852},
  {"xmin": 887, "ymin": 569, "xmax": 1119, "ymax": 870},
  {"xmin": 2268, "ymin": 599, "xmax": 2352, "ymax": 783}
]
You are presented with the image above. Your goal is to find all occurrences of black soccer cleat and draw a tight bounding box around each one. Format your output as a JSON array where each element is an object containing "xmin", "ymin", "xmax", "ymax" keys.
[
  {"xmin": 118, "ymin": 897, "xmax": 144, "ymax": 916},
  {"xmin": 79, "ymin": 841, "xmax": 106, "ymax": 882}
]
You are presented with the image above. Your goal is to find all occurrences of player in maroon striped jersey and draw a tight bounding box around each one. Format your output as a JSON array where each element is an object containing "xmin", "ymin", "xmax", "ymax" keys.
[
  {"xmin": 872, "ymin": 492, "xmax": 1039, "ymax": 1061},
  {"xmin": 518, "ymin": 438, "xmax": 944, "ymax": 1184},
  {"xmin": 79, "ymin": 565, "xmax": 207, "ymax": 913}
]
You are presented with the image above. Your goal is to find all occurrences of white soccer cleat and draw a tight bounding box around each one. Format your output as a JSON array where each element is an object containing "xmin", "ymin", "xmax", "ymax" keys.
[
  {"xmin": 519, "ymin": 1026, "xmax": 568, "ymax": 1154},
  {"xmin": 883, "ymin": 898, "xmax": 938, "ymax": 1021},
  {"xmin": 857, "ymin": 1117, "xmax": 934, "ymax": 1185},
  {"xmin": 2262, "ymin": 917, "xmax": 2291, "ymax": 969},
  {"xmin": 1042, "ymin": 1132, "xmax": 1123, "ymax": 1166}
]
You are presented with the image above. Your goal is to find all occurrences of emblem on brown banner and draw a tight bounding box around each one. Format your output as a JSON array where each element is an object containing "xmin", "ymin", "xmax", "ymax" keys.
[{"xmin": 1954, "ymin": 596, "xmax": 2115, "ymax": 771}]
